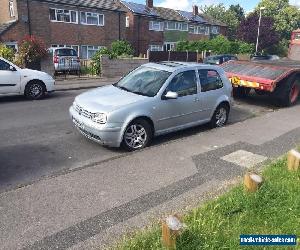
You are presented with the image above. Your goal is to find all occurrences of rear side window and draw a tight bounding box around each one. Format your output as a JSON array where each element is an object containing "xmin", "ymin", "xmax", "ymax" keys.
[
  {"xmin": 166, "ymin": 70, "xmax": 197, "ymax": 97},
  {"xmin": 0, "ymin": 60, "xmax": 10, "ymax": 70},
  {"xmin": 198, "ymin": 69, "xmax": 223, "ymax": 92},
  {"xmin": 55, "ymin": 49, "xmax": 77, "ymax": 56}
]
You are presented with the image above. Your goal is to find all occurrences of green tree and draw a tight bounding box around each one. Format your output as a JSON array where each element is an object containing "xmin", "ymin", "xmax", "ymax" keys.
[
  {"xmin": 256, "ymin": 0, "xmax": 300, "ymax": 40},
  {"xmin": 201, "ymin": 4, "xmax": 240, "ymax": 40},
  {"xmin": 229, "ymin": 4, "xmax": 245, "ymax": 22},
  {"xmin": 0, "ymin": 44, "xmax": 15, "ymax": 61}
]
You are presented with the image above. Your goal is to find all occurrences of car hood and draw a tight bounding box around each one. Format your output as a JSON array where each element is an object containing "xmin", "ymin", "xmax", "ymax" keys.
[
  {"xmin": 20, "ymin": 68, "xmax": 53, "ymax": 79},
  {"xmin": 75, "ymin": 85, "xmax": 149, "ymax": 113}
]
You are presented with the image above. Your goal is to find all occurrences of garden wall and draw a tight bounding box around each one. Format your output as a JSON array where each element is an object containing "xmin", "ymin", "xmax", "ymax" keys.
[{"xmin": 101, "ymin": 55, "xmax": 148, "ymax": 78}]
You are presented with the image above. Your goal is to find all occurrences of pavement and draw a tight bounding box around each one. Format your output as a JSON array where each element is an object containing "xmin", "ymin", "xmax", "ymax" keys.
[
  {"xmin": 54, "ymin": 77, "xmax": 121, "ymax": 91},
  {"xmin": 0, "ymin": 88, "xmax": 299, "ymax": 250}
]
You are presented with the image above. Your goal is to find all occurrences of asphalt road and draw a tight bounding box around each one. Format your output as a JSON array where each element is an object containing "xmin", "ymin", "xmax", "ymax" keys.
[{"xmin": 0, "ymin": 89, "xmax": 274, "ymax": 192}]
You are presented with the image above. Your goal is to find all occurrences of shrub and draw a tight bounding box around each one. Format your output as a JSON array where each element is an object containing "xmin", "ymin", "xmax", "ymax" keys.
[
  {"xmin": 90, "ymin": 40, "xmax": 134, "ymax": 75},
  {"xmin": 111, "ymin": 40, "xmax": 134, "ymax": 57},
  {"xmin": 17, "ymin": 35, "xmax": 47, "ymax": 66},
  {"xmin": 176, "ymin": 35, "xmax": 254, "ymax": 55},
  {"xmin": 0, "ymin": 44, "xmax": 15, "ymax": 61}
]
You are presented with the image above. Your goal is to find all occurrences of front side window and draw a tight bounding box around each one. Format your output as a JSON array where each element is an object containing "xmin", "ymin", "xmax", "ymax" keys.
[
  {"xmin": 126, "ymin": 16, "xmax": 129, "ymax": 27},
  {"xmin": 114, "ymin": 66, "xmax": 171, "ymax": 97},
  {"xmin": 166, "ymin": 70, "xmax": 197, "ymax": 97},
  {"xmin": 198, "ymin": 69, "xmax": 223, "ymax": 92},
  {"xmin": 49, "ymin": 8, "xmax": 77, "ymax": 23},
  {"xmin": 0, "ymin": 60, "xmax": 11, "ymax": 71},
  {"xmin": 166, "ymin": 22, "xmax": 188, "ymax": 31},
  {"xmin": 80, "ymin": 12, "xmax": 104, "ymax": 26},
  {"xmin": 80, "ymin": 45, "xmax": 104, "ymax": 59}
]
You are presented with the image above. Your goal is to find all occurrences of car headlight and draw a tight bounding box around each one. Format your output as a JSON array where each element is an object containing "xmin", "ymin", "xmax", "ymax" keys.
[{"xmin": 92, "ymin": 113, "xmax": 107, "ymax": 124}]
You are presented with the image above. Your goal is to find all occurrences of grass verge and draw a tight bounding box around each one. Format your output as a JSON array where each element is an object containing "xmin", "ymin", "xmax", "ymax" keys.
[{"xmin": 116, "ymin": 157, "xmax": 300, "ymax": 250}]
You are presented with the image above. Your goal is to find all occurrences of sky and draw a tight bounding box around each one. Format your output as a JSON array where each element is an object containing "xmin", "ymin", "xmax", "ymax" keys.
[{"xmin": 132, "ymin": 0, "xmax": 300, "ymax": 12}]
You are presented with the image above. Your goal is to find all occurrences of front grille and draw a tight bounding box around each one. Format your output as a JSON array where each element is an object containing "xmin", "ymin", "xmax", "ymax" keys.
[
  {"xmin": 74, "ymin": 104, "xmax": 95, "ymax": 119},
  {"xmin": 77, "ymin": 126, "xmax": 102, "ymax": 142}
]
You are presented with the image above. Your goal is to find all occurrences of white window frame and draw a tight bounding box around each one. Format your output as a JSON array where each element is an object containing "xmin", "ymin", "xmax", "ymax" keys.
[
  {"xmin": 80, "ymin": 12, "xmax": 104, "ymax": 26},
  {"xmin": 164, "ymin": 42, "xmax": 176, "ymax": 51},
  {"xmin": 149, "ymin": 21, "xmax": 164, "ymax": 31},
  {"xmin": 165, "ymin": 21, "xmax": 188, "ymax": 31},
  {"xmin": 211, "ymin": 26, "xmax": 220, "ymax": 34},
  {"xmin": 49, "ymin": 8, "xmax": 78, "ymax": 24},
  {"xmin": 9, "ymin": 1, "xmax": 15, "ymax": 17},
  {"xmin": 126, "ymin": 16, "xmax": 130, "ymax": 27},
  {"xmin": 80, "ymin": 45, "xmax": 105, "ymax": 59},
  {"xmin": 149, "ymin": 45, "xmax": 164, "ymax": 52},
  {"xmin": 189, "ymin": 25, "xmax": 210, "ymax": 35}
]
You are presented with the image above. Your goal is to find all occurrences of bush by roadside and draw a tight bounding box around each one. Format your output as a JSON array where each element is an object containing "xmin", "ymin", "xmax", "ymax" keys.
[
  {"xmin": 116, "ymin": 155, "xmax": 300, "ymax": 249},
  {"xmin": 0, "ymin": 44, "xmax": 15, "ymax": 61},
  {"xmin": 90, "ymin": 40, "xmax": 134, "ymax": 76},
  {"xmin": 176, "ymin": 35, "xmax": 255, "ymax": 55}
]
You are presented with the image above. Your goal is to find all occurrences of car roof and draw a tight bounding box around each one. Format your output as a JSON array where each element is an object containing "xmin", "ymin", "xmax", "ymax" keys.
[{"xmin": 143, "ymin": 61, "xmax": 222, "ymax": 72}]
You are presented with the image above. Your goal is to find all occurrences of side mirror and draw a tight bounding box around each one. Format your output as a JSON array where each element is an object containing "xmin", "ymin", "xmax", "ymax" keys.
[
  {"xmin": 9, "ymin": 65, "xmax": 17, "ymax": 71},
  {"xmin": 163, "ymin": 91, "xmax": 178, "ymax": 100}
]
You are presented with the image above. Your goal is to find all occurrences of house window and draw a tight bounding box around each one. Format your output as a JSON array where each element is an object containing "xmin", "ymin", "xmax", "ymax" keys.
[
  {"xmin": 80, "ymin": 45, "xmax": 104, "ymax": 59},
  {"xmin": 80, "ymin": 12, "xmax": 104, "ymax": 26},
  {"xmin": 126, "ymin": 16, "xmax": 129, "ymax": 27},
  {"xmin": 166, "ymin": 22, "xmax": 188, "ymax": 31},
  {"xmin": 49, "ymin": 8, "xmax": 77, "ymax": 23},
  {"xmin": 149, "ymin": 21, "xmax": 164, "ymax": 31},
  {"xmin": 189, "ymin": 25, "xmax": 210, "ymax": 35},
  {"xmin": 9, "ymin": 1, "xmax": 15, "ymax": 17},
  {"xmin": 211, "ymin": 26, "xmax": 220, "ymax": 34},
  {"xmin": 149, "ymin": 45, "xmax": 164, "ymax": 51},
  {"xmin": 164, "ymin": 42, "xmax": 176, "ymax": 51}
]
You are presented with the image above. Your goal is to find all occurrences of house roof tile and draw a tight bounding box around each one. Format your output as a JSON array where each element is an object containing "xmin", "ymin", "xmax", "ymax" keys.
[{"xmin": 0, "ymin": 21, "xmax": 16, "ymax": 35}]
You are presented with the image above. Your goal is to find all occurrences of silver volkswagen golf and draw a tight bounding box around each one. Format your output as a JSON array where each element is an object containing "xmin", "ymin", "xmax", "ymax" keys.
[{"xmin": 70, "ymin": 62, "xmax": 232, "ymax": 151}]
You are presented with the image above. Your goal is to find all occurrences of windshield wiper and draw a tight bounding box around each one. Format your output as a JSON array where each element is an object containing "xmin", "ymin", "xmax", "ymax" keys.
[
  {"xmin": 132, "ymin": 91, "xmax": 151, "ymax": 97},
  {"xmin": 115, "ymin": 85, "xmax": 130, "ymax": 92}
]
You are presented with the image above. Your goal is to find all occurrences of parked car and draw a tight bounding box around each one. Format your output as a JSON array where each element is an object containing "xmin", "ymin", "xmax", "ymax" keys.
[
  {"xmin": 48, "ymin": 47, "xmax": 80, "ymax": 74},
  {"xmin": 70, "ymin": 62, "xmax": 232, "ymax": 151},
  {"xmin": 250, "ymin": 54, "xmax": 280, "ymax": 61},
  {"xmin": 203, "ymin": 55, "xmax": 238, "ymax": 65},
  {"xmin": 0, "ymin": 57, "xmax": 55, "ymax": 99}
]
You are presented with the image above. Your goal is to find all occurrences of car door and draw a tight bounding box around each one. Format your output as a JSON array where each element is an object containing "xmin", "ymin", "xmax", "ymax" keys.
[
  {"xmin": 0, "ymin": 59, "xmax": 21, "ymax": 94},
  {"xmin": 154, "ymin": 70, "xmax": 202, "ymax": 133},
  {"xmin": 198, "ymin": 69, "xmax": 224, "ymax": 118}
]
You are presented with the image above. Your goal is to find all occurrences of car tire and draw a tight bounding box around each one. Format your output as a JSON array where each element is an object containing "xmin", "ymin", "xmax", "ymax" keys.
[
  {"xmin": 121, "ymin": 119, "xmax": 152, "ymax": 151},
  {"xmin": 210, "ymin": 104, "xmax": 229, "ymax": 128},
  {"xmin": 274, "ymin": 75, "xmax": 300, "ymax": 107},
  {"xmin": 233, "ymin": 87, "xmax": 250, "ymax": 98},
  {"xmin": 24, "ymin": 81, "xmax": 46, "ymax": 100}
]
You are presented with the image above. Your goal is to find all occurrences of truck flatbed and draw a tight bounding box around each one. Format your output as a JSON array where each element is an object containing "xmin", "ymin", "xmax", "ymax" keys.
[{"xmin": 221, "ymin": 60, "xmax": 300, "ymax": 106}]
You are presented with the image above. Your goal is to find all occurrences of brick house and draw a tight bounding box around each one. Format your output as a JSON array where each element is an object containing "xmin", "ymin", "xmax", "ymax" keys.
[
  {"xmin": 0, "ymin": 0, "xmax": 126, "ymax": 59},
  {"xmin": 120, "ymin": 0, "xmax": 227, "ymax": 56}
]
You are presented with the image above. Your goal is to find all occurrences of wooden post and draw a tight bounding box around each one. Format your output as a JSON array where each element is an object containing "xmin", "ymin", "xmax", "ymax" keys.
[
  {"xmin": 162, "ymin": 215, "xmax": 184, "ymax": 249},
  {"xmin": 244, "ymin": 173, "xmax": 263, "ymax": 192},
  {"xmin": 287, "ymin": 149, "xmax": 300, "ymax": 171}
]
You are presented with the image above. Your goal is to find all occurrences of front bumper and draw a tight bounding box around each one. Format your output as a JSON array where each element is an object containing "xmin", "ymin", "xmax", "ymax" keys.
[{"xmin": 69, "ymin": 106, "xmax": 123, "ymax": 147}]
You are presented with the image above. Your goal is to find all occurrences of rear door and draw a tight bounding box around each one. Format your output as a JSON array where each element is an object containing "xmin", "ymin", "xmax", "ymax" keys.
[
  {"xmin": 198, "ymin": 69, "xmax": 224, "ymax": 118},
  {"xmin": 0, "ymin": 59, "xmax": 21, "ymax": 94}
]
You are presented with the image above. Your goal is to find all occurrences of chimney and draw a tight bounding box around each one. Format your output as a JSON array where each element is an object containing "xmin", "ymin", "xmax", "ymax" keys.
[
  {"xmin": 146, "ymin": 0, "xmax": 153, "ymax": 8},
  {"xmin": 193, "ymin": 5, "xmax": 199, "ymax": 15}
]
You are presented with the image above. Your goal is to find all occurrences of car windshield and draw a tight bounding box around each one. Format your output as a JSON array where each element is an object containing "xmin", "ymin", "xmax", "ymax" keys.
[
  {"xmin": 55, "ymin": 49, "xmax": 77, "ymax": 56},
  {"xmin": 114, "ymin": 66, "xmax": 171, "ymax": 97}
]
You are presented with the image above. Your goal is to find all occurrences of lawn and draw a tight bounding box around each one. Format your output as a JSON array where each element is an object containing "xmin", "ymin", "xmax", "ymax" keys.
[{"xmin": 116, "ymin": 157, "xmax": 300, "ymax": 250}]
